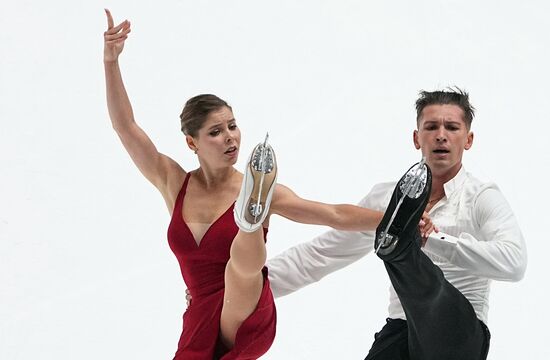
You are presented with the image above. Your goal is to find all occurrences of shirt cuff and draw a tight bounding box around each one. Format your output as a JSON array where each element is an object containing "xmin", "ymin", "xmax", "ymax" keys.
[{"xmin": 423, "ymin": 231, "xmax": 458, "ymax": 261}]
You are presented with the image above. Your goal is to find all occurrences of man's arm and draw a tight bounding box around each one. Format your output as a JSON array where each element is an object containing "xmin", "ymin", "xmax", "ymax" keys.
[
  {"xmin": 266, "ymin": 182, "xmax": 394, "ymax": 298},
  {"xmin": 267, "ymin": 228, "xmax": 374, "ymax": 298},
  {"xmin": 423, "ymin": 185, "xmax": 527, "ymax": 281}
]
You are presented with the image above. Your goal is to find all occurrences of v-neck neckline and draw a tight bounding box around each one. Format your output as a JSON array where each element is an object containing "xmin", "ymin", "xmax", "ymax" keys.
[
  {"xmin": 180, "ymin": 173, "xmax": 235, "ymax": 248},
  {"xmin": 182, "ymin": 205, "xmax": 233, "ymax": 247}
]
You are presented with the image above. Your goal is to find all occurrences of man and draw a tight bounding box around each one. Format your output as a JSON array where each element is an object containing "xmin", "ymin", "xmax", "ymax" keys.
[{"xmin": 266, "ymin": 88, "xmax": 527, "ymax": 359}]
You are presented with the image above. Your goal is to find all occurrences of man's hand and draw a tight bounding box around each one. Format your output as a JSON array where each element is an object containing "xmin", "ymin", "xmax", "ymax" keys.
[
  {"xmin": 185, "ymin": 289, "xmax": 192, "ymax": 307},
  {"xmin": 103, "ymin": 9, "xmax": 131, "ymax": 63},
  {"xmin": 419, "ymin": 211, "xmax": 438, "ymax": 247}
]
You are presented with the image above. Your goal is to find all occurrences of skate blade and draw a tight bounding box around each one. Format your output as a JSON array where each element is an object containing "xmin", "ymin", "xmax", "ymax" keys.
[
  {"xmin": 375, "ymin": 158, "xmax": 426, "ymax": 254},
  {"xmin": 246, "ymin": 133, "xmax": 276, "ymax": 224}
]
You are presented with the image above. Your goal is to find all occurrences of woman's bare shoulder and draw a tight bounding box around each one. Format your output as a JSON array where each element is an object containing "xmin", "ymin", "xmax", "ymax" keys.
[{"xmin": 159, "ymin": 159, "xmax": 188, "ymax": 215}]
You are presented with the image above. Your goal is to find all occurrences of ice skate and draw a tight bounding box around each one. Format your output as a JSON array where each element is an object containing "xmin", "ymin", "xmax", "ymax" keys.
[
  {"xmin": 375, "ymin": 159, "xmax": 431, "ymax": 259},
  {"xmin": 234, "ymin": 133, "xmax": 278, "ymax": 232}
]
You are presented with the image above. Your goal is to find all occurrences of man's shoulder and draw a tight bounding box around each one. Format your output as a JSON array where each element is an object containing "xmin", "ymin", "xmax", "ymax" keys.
[
  {"xmin": 457, "ymin": 170, "xmax": 506, "ymax": 210},
  {"xmin": 371, "ymin": 181, "xmax": 398, "ymax": 193},
  {"xmin": 358, "ymin": 181, "xmax": 396, "ymax": 210},
  {"xmin": 462, "ymin": 170, "xmax": 500, "ymax": 194}
]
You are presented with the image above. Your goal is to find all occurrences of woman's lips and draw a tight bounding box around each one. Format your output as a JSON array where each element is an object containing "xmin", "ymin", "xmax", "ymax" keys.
[{"xmin": 224, "ymin": 146, "xmax": 238, "ymax": 157}]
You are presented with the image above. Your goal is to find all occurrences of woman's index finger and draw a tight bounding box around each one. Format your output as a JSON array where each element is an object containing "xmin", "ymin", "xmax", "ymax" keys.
[{"xmin": 105, "ymin": 8, "xmax": 114, "ymax": 29}]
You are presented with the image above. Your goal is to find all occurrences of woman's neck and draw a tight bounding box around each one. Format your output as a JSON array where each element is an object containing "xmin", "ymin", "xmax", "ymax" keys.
[{"xmin": 194, "ymin": 165, "xmax": 237, "ymax": 189}]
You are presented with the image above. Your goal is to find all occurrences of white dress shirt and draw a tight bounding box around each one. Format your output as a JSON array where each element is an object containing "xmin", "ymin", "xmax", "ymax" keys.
[{"xmin": 266, "ymin": 167, "xmax": 527, "ymax": 324}]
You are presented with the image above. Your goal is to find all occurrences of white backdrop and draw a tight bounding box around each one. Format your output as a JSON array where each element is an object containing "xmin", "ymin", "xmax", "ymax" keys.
[{"xmin": 1, "ymin": 0, "xmax": 548, "ymax": 359}]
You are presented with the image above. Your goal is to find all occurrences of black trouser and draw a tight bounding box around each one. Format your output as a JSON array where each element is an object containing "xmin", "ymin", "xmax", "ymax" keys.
[{"xmin": 365, "ymin": 244, "xmax": 491, "ymax": 360}]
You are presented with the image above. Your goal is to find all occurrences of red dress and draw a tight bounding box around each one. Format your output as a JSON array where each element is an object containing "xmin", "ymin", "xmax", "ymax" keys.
[{"xmin": 167, "ymin": 173, "xmax": 276, "ymax": 359}]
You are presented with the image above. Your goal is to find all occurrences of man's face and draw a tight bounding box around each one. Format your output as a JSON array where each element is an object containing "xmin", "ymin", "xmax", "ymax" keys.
[{"xmin": 413, "ymin": 104, "xmax": 473, "ymax": 178}]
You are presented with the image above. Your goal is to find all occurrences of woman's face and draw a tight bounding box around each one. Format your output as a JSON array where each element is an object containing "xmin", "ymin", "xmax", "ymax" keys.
[{"xmin": 189, "ymin": 106, "xmax": 241, "ymax": 168}]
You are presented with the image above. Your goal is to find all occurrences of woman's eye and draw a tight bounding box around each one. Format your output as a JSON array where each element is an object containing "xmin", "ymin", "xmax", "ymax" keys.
[
  {"xmin": 209, "ymin": 129, "xmax": 220, "ymax": 136},
  {"xmin": 229, "ymin": 124, "xmax": 238, "ymax": 130}
]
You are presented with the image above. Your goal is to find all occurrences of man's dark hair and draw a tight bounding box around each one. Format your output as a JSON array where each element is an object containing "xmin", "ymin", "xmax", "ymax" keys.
[
  {"xmin": 415, "ymin": 87, "xmax": 475, "ymax": 129},
  {"xmin": 180, "ymin": 94, "xmax": 232, "ymax": 137}
]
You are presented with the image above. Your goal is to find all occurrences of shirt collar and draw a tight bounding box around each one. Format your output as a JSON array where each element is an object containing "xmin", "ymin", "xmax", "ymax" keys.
[{"xmin": 442, "ymin": 165, "xmax": 467, "ymax": 197}]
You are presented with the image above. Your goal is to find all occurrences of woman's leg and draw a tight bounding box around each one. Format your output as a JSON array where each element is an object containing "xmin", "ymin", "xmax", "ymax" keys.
[
  {"xmin": 220, "ymin": 229, "xmax": 266, "ymax": 347},
  {"xmin": 220, "ymin": 136, "xmax": 277, "ymax": 348}
]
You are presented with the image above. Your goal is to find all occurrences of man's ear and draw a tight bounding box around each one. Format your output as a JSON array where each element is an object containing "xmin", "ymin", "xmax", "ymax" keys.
[
  {"xmin": 465, "ymin": 131, "xmax": 474, "ymax": 150},
  {"xmin": 413, "ymin": 130, "xmax": 421, "ymax": 150}
]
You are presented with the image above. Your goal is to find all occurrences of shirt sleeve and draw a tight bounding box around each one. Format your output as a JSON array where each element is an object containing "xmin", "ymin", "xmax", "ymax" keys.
[
  {"xmin": 266, "ymin": 184, "xmax": 390, "ymax": 298},
  {"xmin": 423, "ymin": 186, "xmax": 527, "ymax": 282}
]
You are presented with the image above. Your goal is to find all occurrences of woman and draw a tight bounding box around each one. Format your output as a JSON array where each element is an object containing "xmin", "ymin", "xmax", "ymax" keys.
[{"xmin": 103, "ymin": 10, "xmax": 432, "ymax": 359}]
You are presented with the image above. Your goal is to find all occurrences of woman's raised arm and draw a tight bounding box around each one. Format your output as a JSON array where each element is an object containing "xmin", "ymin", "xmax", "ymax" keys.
[{"xmin": 103, "ymin": 9, "xmax": 184, "ymax": 193}]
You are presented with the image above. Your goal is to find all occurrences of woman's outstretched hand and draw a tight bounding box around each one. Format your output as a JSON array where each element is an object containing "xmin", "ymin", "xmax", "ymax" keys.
[{"xmin": 103, "ymin": 9, "xmax": 131, "ymax": 63}]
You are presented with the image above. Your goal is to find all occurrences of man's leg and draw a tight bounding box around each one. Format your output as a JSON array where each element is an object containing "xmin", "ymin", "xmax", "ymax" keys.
[
  {"xmin": 364, "ymin": 318, "xmax": 409, "ymax": 360},
  {"xmin": 382, "ymin": 244, "xmax": 489, "ymax": 360},
  {"xmin": 374, "ymin": 163, "xmax": 489, "ymax": 360}
]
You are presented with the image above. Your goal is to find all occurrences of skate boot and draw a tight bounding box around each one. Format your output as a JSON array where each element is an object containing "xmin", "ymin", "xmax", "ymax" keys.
[
  {"xmin": 234, "ymin": 133, "xmax": 278, "ymax": 232},
  {"xmin": 375, "ymin": 159, "xmax": 431, "ymax": 261}
]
